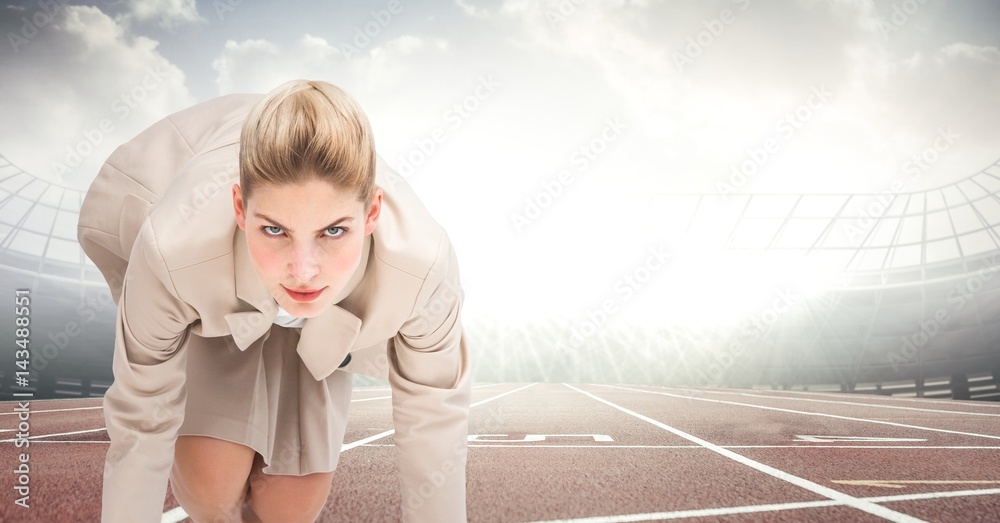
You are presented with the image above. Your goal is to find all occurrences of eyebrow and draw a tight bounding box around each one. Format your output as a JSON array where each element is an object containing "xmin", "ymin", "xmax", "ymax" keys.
[{"xmin": 253, "ymin": 212, "xmax": 354, "ymax": 233}]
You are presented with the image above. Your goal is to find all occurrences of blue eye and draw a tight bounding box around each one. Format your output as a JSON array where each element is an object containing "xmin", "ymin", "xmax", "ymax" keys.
[
  {"xmin": 262, "ymin": 225, "xmax": 283, "ymax": 236},
  {"xmin": 325, "ymin": 226, "xmax": 346, "ymax": 238}
]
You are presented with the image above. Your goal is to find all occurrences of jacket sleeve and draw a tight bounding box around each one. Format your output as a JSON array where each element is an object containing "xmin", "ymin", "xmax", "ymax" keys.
[
  {"xmin": 101, "ymin": 220, "xmax": 198, "ymax": 523},
  {"xmin": 388, "ymin": 233, "xmax": 472, "ymax": 523}
]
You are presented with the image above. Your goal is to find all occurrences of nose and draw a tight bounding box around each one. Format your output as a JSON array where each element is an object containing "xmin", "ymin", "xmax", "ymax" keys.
[{"xmin": 289, "ymin": 242, "xmax": 320, "ymax": 282}]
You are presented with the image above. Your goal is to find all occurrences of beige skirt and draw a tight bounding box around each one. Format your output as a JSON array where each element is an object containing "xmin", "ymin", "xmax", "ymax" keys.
[{"xmin": 176, "ymin": 322, "xmax": 353, "ymax": 476}]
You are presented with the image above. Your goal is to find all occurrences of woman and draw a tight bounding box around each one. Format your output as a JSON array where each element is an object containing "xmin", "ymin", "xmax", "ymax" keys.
[{"xmin": 77, "ymin": 80, "xmax": 471, "ymax": 522}]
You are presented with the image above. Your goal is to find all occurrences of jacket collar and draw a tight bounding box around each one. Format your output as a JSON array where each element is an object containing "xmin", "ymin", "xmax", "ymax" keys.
[{"xmin": 224, "ymin": 226, "xmax": 372, "ymax": 381}]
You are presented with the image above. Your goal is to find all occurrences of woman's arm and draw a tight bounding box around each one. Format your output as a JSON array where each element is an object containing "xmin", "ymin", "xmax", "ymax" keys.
[
  {"xmin": 388, "ymin": 233, "xmax": 473, "ymax": 523},
  {"xmin": 101, "ymin": 219, "xmax": 198, "ymax": 523}
]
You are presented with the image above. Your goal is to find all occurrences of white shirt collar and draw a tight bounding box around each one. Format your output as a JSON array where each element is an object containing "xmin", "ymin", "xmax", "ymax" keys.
[{"xmin": 273, "ymin": 303, "xmax": 307, "ymax": 328}]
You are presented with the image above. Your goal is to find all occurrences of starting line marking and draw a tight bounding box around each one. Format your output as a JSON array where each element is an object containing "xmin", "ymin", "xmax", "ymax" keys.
[
  {"xmin": 565, "ymin": 384, "xmax": 926, "ymax": 523},
  {"xmin": 833, "ymin": 480, "xmax": 1000, "ymax": 489}
]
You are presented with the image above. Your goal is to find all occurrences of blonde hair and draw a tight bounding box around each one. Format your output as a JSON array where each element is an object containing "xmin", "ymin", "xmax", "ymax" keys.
[{"xmin": 239, "ymin": 79, "xmax": 376, "ymax": 207}]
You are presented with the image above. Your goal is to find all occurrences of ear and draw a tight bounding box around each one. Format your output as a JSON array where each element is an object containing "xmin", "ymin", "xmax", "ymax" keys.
[
  {"xmin": 364, "ymin": 188, "xmax": 382, "ymax": 236},
  {"xmin": 232, "ymin": 183, "xmax": 247, "ymax": 230}
]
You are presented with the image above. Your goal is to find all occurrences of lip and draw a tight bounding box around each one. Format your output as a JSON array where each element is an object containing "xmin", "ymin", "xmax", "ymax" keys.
[{"xmin": 283, "ymin": 286, "xmax": 325, "ymax": 302}]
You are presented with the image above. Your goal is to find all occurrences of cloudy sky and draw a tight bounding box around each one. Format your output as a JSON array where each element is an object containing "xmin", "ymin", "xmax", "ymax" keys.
[{"xmin": 1, "ymin": 0, "xmax": 999, "ymax": 325}]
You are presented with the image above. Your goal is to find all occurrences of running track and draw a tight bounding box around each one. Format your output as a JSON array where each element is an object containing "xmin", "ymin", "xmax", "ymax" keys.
[{"xmin": 1, "ymin": 382, "xmax": 999, "ymax": 522}]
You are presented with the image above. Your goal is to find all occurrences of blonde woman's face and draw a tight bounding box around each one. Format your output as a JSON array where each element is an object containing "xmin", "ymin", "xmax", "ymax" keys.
[{"xmin": 232, "ymin": 179, "xmax": 381, "ymax": 318}]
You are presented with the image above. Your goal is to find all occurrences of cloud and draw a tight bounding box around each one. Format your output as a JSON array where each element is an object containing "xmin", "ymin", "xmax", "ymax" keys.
[
  {"xmin": 454, "ymin": 0, "xmax": 490, "ymax": 17},
  {"xmin": 123, "ymin": 0, "xmax": 204, "ymax": 28},
  {"xmin": 212, "ymin": 32, "xmax": 451, "ymax": 97},
  {"xmin": 211, "ymin": 35, "xmax": 355, "ymax": 96},
  {"xmin": 0, "ymin": 5, "xmax": 195, "ymax": 188},
  {"xmin": 940, "ymin": 42, "xmax": 1000, "ymax": 64},
  {"xmin": 490, "ymin": 0, "xmax": 1000, "ymax": 193},
  {"xmin": 209, "ymin": 32, "xmax": 469, "ymax": 170}
]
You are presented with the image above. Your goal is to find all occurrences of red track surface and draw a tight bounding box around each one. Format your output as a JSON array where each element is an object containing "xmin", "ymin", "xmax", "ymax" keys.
[{"xmin": 2, "ymin": 382, "xmax": 999, "ymax": 522}]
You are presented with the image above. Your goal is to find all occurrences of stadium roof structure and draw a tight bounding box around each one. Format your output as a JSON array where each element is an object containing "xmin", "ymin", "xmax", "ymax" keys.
[{"xmin": 1, "ymin": 153, "xmax": 998, "ymax": 400}]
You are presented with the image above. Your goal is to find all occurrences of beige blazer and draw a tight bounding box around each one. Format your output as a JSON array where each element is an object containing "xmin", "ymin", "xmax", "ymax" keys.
[{"xmin": 78, "ymin": 94, "xmax": 471, "ymax": 523}]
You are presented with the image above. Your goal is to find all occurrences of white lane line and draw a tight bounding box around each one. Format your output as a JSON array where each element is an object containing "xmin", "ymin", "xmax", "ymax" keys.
[
  {"xmin": 161, "ymin": 506, "xmax": 187, "ymax": 523},
  {"xmin": 342, "ymin": 429, "xmax": 396, "ymax": 452},
  {"xmin": 20, "ymin": 441, "xmax": 1000, "ymax": 449},
  {"xmin": 640, "ymin": 386, "xmax": 1000, "ymax": 418},
  {"xmin": 470, "ymin": 382, "xmax": 537, "ymax": 408},
  {"xmin": 3, "ymin": 386, "xmax": 434, "ymax": 442},
  {"xmin": 362, "ymin": 443, "xmax": 1000, "ymax": 449},
  {"xmin": 29, "ymin": 440, "xmax": 1000, "ymax": 450},
  {"xmin": 564, "ymin": 383, "xmax": 926, "ymax": 523},
  {"xmin": 0, "ymin": 383, "xmax": 534, "ymax": 446},
  {"xmin": 2, "ymin": 384, "xmax": 496, "ymax": 418},
  {"xmin": 0, "ymin": 405, "xmax": 103, "ymax": 416},
  {"xmin": 601, "ymin": 384, "xmax": 1000, "ymax": 441},
  {"xmin": 650, "ymin": 384, "xmax": 1000, "ymax": 410},
  {"xmin": 750, "ymin": 388, "xmax": 1000, "ymax": 409},
  {"xmin": 162, "ymin": 382, "xmax": 537, "ymax": 522},
  {"xmin": 523, "ymin": 487, "xmax": 1000, "ymax": 523},
  {"xmin": 0, "ymin": 383, "xmax": 534, "ymax": 442},
  {"xmin": 865, "ymin": 487, "xmax": 1000, "ymax": 502},
  {"xmin": 351, "ymin": 395, "xmax": 393, "ymax": 402},
  {"xmin": 0, "ymin": 393, "xmax": 411, "ymax": 443},
  {"xmin": 349, "ymin": 383, "xmax": 508, "ymax": 402},
  {"xmin": 834, "ymin": 480, "xmax": 1000, "ymax": 488},
  {"xmin": 0, "ymin": 427, "xmax": 106, "ymax": 443},
  {"xmin": 3, "ymin": 441, "xmax": 111, "ymax": 444},
  {"xmin": 525, "ymin": 499, "xmax": 842, "ymax": 522}
]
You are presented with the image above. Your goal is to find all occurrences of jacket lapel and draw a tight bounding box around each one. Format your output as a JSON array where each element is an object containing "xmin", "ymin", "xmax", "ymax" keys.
[
  {"xmin": 224, "ymin": 226, "xmax": 278, "ymax": 350},
  {"xmin": 296, "ymin": 233, "xmax": 371, "ymax": 381}
]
